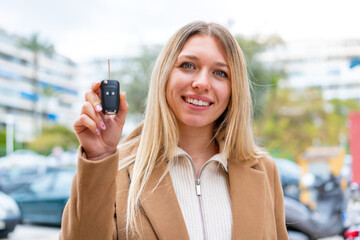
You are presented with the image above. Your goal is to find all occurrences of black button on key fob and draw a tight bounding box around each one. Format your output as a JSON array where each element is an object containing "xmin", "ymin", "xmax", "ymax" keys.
[{"xmin": 100, "ymin": 80, "xmax": 120, "ymax": 114}]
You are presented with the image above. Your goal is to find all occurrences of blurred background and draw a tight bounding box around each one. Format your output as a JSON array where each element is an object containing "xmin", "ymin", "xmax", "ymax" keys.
[{"xmin": 0, "ymin": 0, "xmax": 360, "ymax": 239}]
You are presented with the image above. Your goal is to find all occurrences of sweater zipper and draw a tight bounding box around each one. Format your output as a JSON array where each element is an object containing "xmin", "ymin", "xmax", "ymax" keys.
[
  {"xmin": 184, "ymin": 155, "xmax": 217, "ymax": 240},
  {"xmin": 195, "ymin": 160, "xmax": 214, "ymax": 195},
  {"xmin": 194, "ymin": 159, "xmax": 217, "ymax": 194},
  {"xmin": 196, "ymin": 160, "xmax": 217, "ymax": 240}
]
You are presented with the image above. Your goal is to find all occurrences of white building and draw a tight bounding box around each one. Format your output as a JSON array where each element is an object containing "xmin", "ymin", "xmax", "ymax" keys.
[
  {"xmin": 260, "ymin": 38, "xmax": 360, "ymax": 102},
  {"xmin": 0, "ymin": 29, "xmax": 79, "ymax": 143}
]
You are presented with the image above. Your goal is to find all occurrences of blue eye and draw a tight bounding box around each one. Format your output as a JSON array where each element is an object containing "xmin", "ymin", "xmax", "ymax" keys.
[
  {"xmin": 181, "ymin": 62, "xmax": 194, "ymax": 69},
  {"xmin": 214, "ymin": 70, "xmax": 227, "ymax": 78}
]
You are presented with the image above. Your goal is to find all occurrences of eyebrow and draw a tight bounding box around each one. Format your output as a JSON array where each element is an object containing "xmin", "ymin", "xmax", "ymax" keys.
[{"xmin": 177, "ymin": 54, "xmax": 229, "ymax": 69}]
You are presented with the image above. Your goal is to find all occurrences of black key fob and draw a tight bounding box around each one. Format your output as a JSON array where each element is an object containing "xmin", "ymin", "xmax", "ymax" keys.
[{"xmin": 100, "ymin": 80, "xmax": 120, "ymax": 114}]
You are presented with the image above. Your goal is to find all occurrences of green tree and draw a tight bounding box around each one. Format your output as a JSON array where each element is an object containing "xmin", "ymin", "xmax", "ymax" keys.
[
  {"xmin": 319, "ymin": 99, "xmax": 360, "ymax": 150},
  {"xmin": 26, "ymin": 125, "xmax": 79, "ymax": 155},
  {"xmin": 113, "ymin": 45, "xmax": 161, "ymax": 114},
  {"xmin": 0, "ymin": 127, "xmax": 22, "ymax": 157},
  {"xmin": 254, "ymin": 88, "xmax": 323, "ymax": 159},
  {"xmin": 235, "ymin": 34, "xmax": 286, "ymax": 119},
  {"xmin": 0, "ymin": 127, "xmax": 6, "ymax": 157},
  {"xmin": 254, "ymin": 88, "xmax": 360, "ymax": 160}
]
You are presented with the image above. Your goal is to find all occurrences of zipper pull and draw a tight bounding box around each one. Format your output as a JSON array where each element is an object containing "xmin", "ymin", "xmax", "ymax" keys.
[{"xmin": 196, "ymin": 179, "xmax": 201, "ymax": 196}]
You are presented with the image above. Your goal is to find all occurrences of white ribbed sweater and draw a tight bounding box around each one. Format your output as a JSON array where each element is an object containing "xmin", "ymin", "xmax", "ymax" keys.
[{"xmin": 169, "ymin": 147, "xmax": 232, "ymax": 240}]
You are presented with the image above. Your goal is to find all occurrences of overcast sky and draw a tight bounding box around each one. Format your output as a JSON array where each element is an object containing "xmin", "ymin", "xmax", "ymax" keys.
[{"xmin": 1, "ymin": 0, "xmax": 359, "ymax": 62}]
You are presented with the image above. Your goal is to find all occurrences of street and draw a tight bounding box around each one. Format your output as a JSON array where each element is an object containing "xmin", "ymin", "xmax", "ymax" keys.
[
  {"xmin": 1, "ymin": 224, "xmax": 60, "ymax": 240},
  {"xmin": 0, "ymin": 224, "xmax": 344, "ymax": 240}
]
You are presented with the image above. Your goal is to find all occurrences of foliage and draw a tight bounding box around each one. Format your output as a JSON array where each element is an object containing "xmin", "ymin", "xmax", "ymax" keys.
[
  {"xmin": 26, "ymin": 125, "xmax": 79, "ymax": 155},
  {"xmin": 0, "ymin": 127, "xmax": 20, "ymax": 157},
  {"xmin": 18, "ymin": 33, "xmax": 55, "ymax": 57},
  {"xmin": 0, "ymin": 128, "xmax": 6, "ymax": 157},
  {"xmin": 254, "ymin": 88, "xmax": 360, "ymax": 160},
  {"xmin": 235, "ymin": 34, "xmax": 286, "ymax": 119},
  {"xmin": 113, "ymin": 45, "xmax": 162, "ymax": 114}
]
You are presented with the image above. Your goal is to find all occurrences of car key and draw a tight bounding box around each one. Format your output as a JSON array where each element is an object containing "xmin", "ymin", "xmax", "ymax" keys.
[{"xmin": 100, "ymin": 59, "xmax": 120, "ymax": 114}]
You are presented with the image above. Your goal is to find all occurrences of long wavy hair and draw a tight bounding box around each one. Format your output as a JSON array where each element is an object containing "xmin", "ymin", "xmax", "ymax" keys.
[{"xmin": 117, "ymin": 21, "xmax": 264, "ymax": 238}]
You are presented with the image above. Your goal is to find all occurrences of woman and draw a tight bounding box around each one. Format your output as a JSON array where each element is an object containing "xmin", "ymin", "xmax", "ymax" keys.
[{"xmin": 60, "ymin": 21, "xmax": 289, "ymax": 240}]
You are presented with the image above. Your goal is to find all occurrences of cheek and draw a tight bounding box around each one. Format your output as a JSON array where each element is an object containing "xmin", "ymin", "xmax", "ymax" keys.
[
  {"xmin": 217, "ymin": 81, "xmax": 231, "ymax": 105},
  {"xmin": 165, "ymin": 71, "xmax": 175, "ymax": 100},
  {"xmin": 165, "ymin": 82, "xmax": 170, "ymax": 102},
  {"xmin": 166, "ymin": 72, "xmax": 187, "ymax": 98},
  {"xmin": 165, "ymin": 77, "xmax": 178, "ymax": 111}
]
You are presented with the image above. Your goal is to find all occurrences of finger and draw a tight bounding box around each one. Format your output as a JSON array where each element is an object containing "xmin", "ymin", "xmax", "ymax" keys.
[
  {"xmin": 85, "ymin": 89, "xmax": 103, "ymax": 113},
  {"xmin": 116, "ymin": 91, "xmax": 129, "ymax": 127},
  {"xmin": 119, "ymin": 91, "xmax": 128, "ymax": 111},
  {"xmin": 81, "ymin": 102, "xmax": 106, "ymax": 130},
  {"xmin": 91, "ymin": 81, "xmax": 101, "ymax": 94},
  {"xmin": 74, "ymin": 114, "xmax": 100, "ymax": 135}
]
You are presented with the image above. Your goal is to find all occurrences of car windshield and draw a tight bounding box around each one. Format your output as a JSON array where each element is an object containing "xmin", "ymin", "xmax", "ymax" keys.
[
  {"xmin": 29, "ymin": 169, "xmax": 75, "ymax": 194},
  {"xmin": 52, "ymin": 171, "xmax": 74, "ymax": 194},
  {"xmin": 30, "ymin": 174, "xmax": 54, "ymax": 193}
]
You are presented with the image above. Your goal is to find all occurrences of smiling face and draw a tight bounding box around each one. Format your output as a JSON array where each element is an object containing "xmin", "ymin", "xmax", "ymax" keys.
[{"xmin": 166, "ymin": 34, "xmax": 231, "ymax": 131}]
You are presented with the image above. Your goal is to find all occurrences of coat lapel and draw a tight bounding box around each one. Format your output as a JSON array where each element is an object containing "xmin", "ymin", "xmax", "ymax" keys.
[
  {"xmin": 138, "ymin": 160, "xmax": 189, "ymax": 240},
  {"xmin": 228, "ymin": 159, "xmax": 266, "ymax": 240}
]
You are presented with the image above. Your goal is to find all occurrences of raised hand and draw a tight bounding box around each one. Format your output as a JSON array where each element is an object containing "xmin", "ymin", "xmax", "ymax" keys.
[{"xmin": 73, "ymin": 82, "xmax": 128, "ymax": 161}]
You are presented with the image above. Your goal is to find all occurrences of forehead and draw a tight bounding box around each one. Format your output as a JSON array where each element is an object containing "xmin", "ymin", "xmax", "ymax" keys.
[{"xmin": 179, "ymin": 34, "xmax": 228, "ymax": 60}]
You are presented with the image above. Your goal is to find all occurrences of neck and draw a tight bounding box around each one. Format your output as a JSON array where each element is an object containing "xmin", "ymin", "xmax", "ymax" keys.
[{"xmin": 178, "ymin": 123, "xmax": 218, "ymax": 176}]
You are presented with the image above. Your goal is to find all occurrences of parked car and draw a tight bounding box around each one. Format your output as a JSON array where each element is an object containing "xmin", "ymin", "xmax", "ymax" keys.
[
  {"xmin": 0, "ymin": 149, "xmax": 48, "ymax": 168},
  {"xmin": 10, "ymin": 168, "xmax": 76, "ymax": 225},
  {"xmin": 274, "ymin": 158, "xmax": 301, "ymax": 200},
  {"xmin": 0, "ymin": 191, "xmax": 21, "ymax": 238},
  {"xmin": 0, "ymin": 166, "xmax": 58, "ymax": 194}
]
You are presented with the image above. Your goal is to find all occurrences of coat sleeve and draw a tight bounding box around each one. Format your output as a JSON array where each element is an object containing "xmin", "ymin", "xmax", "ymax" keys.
[
  {"xmin": 59, "ymin": 147, "xmax": 119, "ymax": 240},
  {"xmin": 272, "ymin": 161, "xmax": 290, "ymax": 240}
]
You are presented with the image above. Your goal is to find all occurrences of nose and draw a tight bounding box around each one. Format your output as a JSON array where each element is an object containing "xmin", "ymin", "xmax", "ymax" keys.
[{"xmin": 191, "ymin": 70, "xmax": 211, "ymax": 91}]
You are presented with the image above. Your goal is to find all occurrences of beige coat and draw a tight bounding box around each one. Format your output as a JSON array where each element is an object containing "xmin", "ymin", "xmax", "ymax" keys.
[{"xmin": 59, "ymin": 149, "xmax": 289, "ymax": 240}]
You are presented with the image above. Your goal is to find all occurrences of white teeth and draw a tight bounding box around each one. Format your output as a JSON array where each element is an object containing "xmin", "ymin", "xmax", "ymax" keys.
[{"xmin": 185, "ymin": 97, "xmax": 210, "ymax": 106}]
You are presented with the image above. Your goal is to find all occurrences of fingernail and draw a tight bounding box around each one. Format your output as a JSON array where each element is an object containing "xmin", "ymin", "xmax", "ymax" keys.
[
  {"xmin": 100, "ymin": 121, "xmax": 106, "ymax": 130},
  {"xmin": 123, "ymin": 91, "xmax": 127, "ymax": 101},
  {"xmin": 96, "ymin": 105, "xmax": 102, "ymax": 112},
  {"xmin": 95, "ymin": 128, "xmax": 100, "ymax": 135}
]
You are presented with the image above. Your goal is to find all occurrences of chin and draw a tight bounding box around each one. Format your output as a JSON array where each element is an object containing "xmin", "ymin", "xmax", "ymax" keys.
[{"xmin": 180, "ymin": 117, "xmax": 214, "ymax": 128}]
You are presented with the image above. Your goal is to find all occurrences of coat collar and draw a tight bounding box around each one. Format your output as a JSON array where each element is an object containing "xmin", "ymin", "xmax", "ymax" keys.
[
  {"xmin": 175, "ymin": 146, "xmax": 228, "ymax": 172},
  {"xmin": 129, "ymin": 161, "xmax": 190, "ymax": 239},
  {"xmin": 128, "ymin": 157, "xmax": 265, "ymax": 240},
  {"xmin": 228, "ymin": 158, "xmax": 266, "ymax": 240}
]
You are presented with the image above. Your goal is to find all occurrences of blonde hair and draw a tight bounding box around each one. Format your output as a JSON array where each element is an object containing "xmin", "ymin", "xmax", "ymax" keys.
[{"xmin": 118, "ymin": 21, "xmax": 264, "ymax": 238}]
